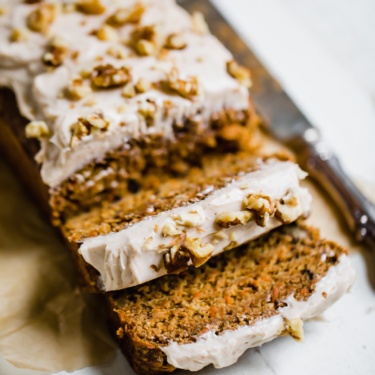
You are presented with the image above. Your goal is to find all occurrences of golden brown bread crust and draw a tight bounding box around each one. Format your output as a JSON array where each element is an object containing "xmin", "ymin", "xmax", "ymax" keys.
[{"xmin": 107, "ymin": 223, "xmax": 347, "ymax": 375}]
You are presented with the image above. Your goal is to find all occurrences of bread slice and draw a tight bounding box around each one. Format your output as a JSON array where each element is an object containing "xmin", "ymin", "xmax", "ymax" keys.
[
  {"xmin": 63, "ymin": 153, "xmax": 311, "ymax": 292},
  {"xmin": 108, "ymin": 223, "xmax": 354, "ymax": 374},
  {"xmin": 0, "ymin": 0, "xmax": 259, "ymax": 223}
]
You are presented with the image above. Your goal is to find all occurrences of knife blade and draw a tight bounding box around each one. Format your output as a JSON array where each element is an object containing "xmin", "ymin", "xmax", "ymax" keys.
[{"xmin": 178, "ymin": 0, "xmax": 375, "ymax": 250}]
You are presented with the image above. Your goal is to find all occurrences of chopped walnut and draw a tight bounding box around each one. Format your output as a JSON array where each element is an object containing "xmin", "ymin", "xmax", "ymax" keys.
[
  {"xmin": 76, "ymin": 0, "xmax": 106, "ymax": 15},
  {"xmin": 191, "ymin": 12, "xmax": 209, "ymax": 34},
  {"xmin": 226, "ymin": 60, "xmax": 252, "ymax": 88},
  {"xmin": 162, "ymin": 222, "xmax": 182, "ymax": 237},
  {"xmin": 173, "ymin": 210, "xmax": 205, "ymax": 227},
  {"xmin": 65, "ymin": 77, "xmax": 92, "ymax": 100},
  {"xmin": 136, "ymin": 39, "xmax": 155, "ymax": 56},
  {"xmin": 132, "ymin": 25, "xmax": 158, "ymax": 56},
  {"xmin": 184, "ymin": 237, "xmax": 213, "ymax": 267},
  {"xmin": 107, "ymin": 2, "xmax": 145, "ymax": 27},
  {"xmin": 96, "ymin": 25, "xmax": 118, "ymax": 41},
  {"xmin": 243, "ymin": 193, "xmax": 275, "ymax": 227},
  {"xmin": 135, "ymin": 78, "xmax": 151, "ymax": 93},
  {"xmin": 285, "ymin": 318, "xmax": 304, "ymax": 341},
  {"xmin": 164, "ymin": 33, "xmax": 187, "ymax": 50},
  {"xmin": 25, "ymin": 120, "xmax": 50, "ymax": 138},
  {"xmin": 165, "ymin": 67, "xmax": 201, "ymax": 99},
  {"xmin": 91, "ymin": 64, "xmax": 131, "ymax": 88},
  {"xmin": 70, "ymin": 113, "xmax": 109, "ymax": 146},
  {"xmin": 215, "ymin": 211, "xmax": 252, "ymax": 228},
  {"xmin": 163, "ymin": 247, "xmax": 190, "ymax": 274},
  {"xmin": 42, "ymin": 36, "xmax": 69, "ymax": 67},
  {"xmin": 121, "ymin": 82, "xmax": 136, "ymax": 98},
  {"xmin": 26, "ymin": 4, "xmax": 56, "ymax": 33},
  {"xmin": 275, "ymin": 188, "xmax": 302, "ymax": 224},
  {"xmin": 138, "ymin": 100, "xmax": 156, "ymax": 121},
  {"xmin": 10, "ymin": 28, "xmax": 29, "ymax": 42}
]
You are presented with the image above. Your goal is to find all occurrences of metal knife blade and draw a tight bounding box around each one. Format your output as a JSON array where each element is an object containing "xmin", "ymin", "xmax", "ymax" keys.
[{"xmin": 178, "ymin": 0, "xmax": 375, "ymax": 250}]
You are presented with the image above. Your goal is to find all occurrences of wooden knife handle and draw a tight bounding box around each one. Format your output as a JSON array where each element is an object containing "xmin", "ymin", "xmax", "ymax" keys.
[{"xmin": 299, "ymin": 139, "xmax": 375, "ymax": 250}]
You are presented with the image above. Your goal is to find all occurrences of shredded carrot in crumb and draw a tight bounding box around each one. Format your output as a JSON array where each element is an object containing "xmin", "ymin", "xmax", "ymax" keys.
[
  {"xmin": 224, "ymin": 295, "xmax": 233, "ymax": 304},
  {"xmin": 193, "ymin": 291, "xmax": 201, "ymax": 298},
  {"xmin": 209, "ymin": 306, "xmax": 216, "ymax": 318}
]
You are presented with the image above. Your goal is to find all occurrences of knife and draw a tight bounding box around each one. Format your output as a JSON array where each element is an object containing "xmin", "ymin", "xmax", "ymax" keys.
[{"xmin": 179, "ymin": 0, "xmax": 375, "ymax": 250}]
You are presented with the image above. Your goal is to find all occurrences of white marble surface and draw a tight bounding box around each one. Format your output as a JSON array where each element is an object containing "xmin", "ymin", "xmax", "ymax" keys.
[{"xmin": 2, "ymin": 1, "xmax": 375, "ymax": 374}]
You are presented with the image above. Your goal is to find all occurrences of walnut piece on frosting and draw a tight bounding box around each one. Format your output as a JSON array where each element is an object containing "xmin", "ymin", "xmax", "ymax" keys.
[
  {"xmin": 285, "ymin": 318, "xmax": 304, "ymax": 341},
  {"xmin": 121, "ymin": 82, "xmax": 136, "ymax": 98},
  {"xmin": 107, "ymin": 2, "xmax": 145, "ymax": 27},
  {"xmin": 243, "ymin": 193, "xmax": 275, "ymax": 227},
  {"xmin": 132, "ymin": 25, "xmax": 158, "ymax": 56},
  {"xmin": 276, "ymin": 188, "xmax": 301, "ymax": 224},
  {"xmin": 215, "ymin": 211, "xmax": 252, "ymax": 228},
  {"xmin": 26, "ymin": 3, "xmax": 56, "ymax": 33},
  {"xmin": 226, "ymin": 60, "xmax": 252, "ymax": 88},
  {"xmin": 135, "ymin": 78, "xmax": 151, "ymax": 94},
  {"xmin": 25, "ymin": 121, "xmax": 50, "ymax": 138},
  {"xmin": 165, "ymin": 67, "xmax": 201, "ymax": 99},
  {"xmin": 65, "ymin": 77, "xmax": 92, "ymax": 100},
  {"xmin": 91, "ymin": 64, "xmax": 131, "ymax": 88},
  {"xmin": 70, "ymin": 113, "xmax": 109, "ymax": 146},
  {"xmin": 191, "ymin": 12, "xmax": 209, "ymax": 34},
  {"xmin": 96, "ymin": 25, "xmax": 118, "ymax": 41},
  {"xmin": 173, "ymin": 210, "xmax": 205, "ymax": 227},
  {"xmin": 184, "ymin": 237, "xmax": 213, "ymax": 267},
  {"xmin": 42, "ymin": 36, "xmax": 69, "ymax": 67},
  {"xmin": 138, "ymin": 100, "xmax": 156, "ymax": 121},
  {"xmin": 162, "ymin": 222, "xmax": 182, "ymax": 237},
  {"xmin": 76, "ymin": 0, "xmax": 106, "ymax": 15},
  {"xmin": 164, "ymin": 33, "xmax": 187, "ymax": 50},
  {"xmin": 10, "ymin": 28, "xmax": 29, "ymax": 42}
]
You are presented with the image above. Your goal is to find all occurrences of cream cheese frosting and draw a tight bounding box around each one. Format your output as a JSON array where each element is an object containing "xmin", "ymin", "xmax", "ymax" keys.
[
  {"xmin": 0, "ymin": 0, "xmax": 250, "ymax": 187},
  {"xmin": 161, "ymin": 254, "xmax": 355, "ymax": 371},
  {"xmin": 78, "ymin": 160, "xmax": 312, "ymax": 291}
]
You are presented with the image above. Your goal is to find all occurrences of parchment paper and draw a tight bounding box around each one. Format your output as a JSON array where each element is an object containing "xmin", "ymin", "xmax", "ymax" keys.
[{"xmin": 0, "ymin": 160, "xmax": 117, "ymax": 373}]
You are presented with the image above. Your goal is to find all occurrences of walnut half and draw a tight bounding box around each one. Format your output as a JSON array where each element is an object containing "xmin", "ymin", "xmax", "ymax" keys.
[
  {"xmin": 243, "ymin": 193, "xmax": 275, "ymax": 227},
  {"xmin": 25, "ymin": 121, "xmax": 50, "ymax": 138},
  {"xmin": 165, "ymin": 67, "xmax": 201, "ymax": 99},
  {"xmin": 26, "ymin": 4, "xmax": 56, "ymax": 33},
  {"xmin": 91, "ymin": 64, "xmax": 131, "ymax": 89},
  {"xmin": 216, "ymin": 211, "xmax": 252, "ymax": 228},
  {"xmin": 76, "ymin": 0, "xmax": 106, "ymax": 15},
  {"xmin": 275, "ymin": 188, "xmax": 302, "ymax": 224},
  {"xmin": 42, "ymin": 36, "xmax": 69, "ymax": 67},
  {"xmin": 183, "ymin": 237, "xmax": 213, "ymax": 267},
  {"xmin": 107, "ymin": 3, "xmax": 145, "ymax": 27}
]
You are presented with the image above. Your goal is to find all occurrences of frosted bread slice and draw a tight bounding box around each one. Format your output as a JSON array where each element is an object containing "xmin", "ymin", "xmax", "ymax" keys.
[
  {"xmin": 0, "ymin": 0, "xmax": 258, "ymax": 222},
  {"xmin": 108, "ymin": 223, "xmax": 355, "ymax": 374},
  {"xmin": 63, "ymin": 153, "xmax": 311, "ymax": 292}
]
